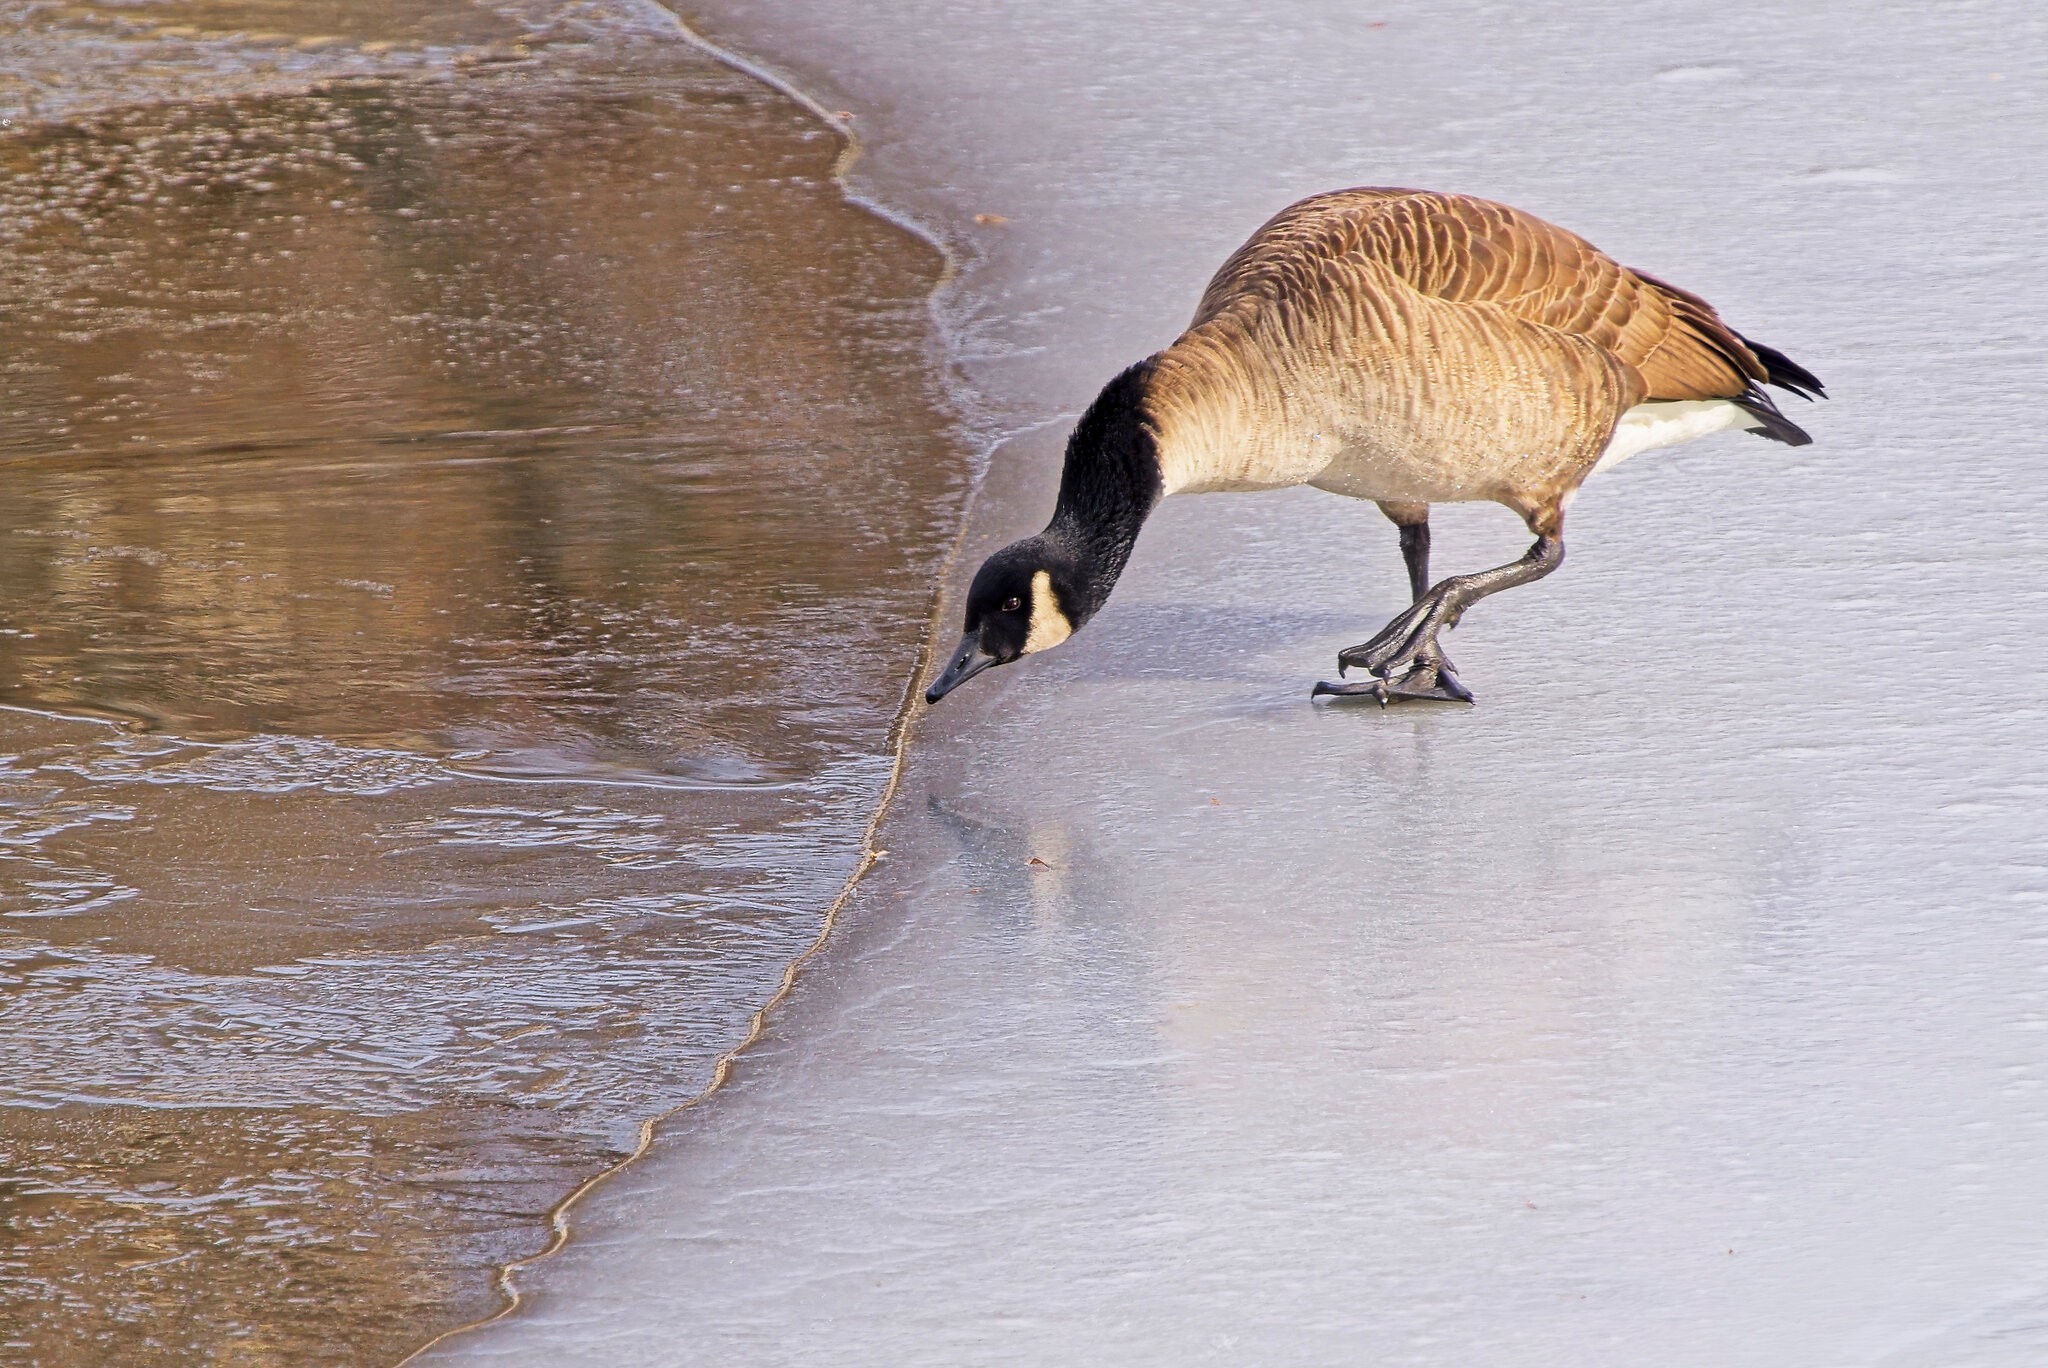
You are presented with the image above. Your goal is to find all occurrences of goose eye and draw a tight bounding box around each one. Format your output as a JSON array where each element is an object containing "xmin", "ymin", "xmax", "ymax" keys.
[{"xmin": 1001, "ymin": 596, "xmax": 1023, "ymax": 614}]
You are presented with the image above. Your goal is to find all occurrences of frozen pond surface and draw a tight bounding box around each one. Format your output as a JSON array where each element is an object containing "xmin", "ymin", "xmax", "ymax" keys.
[{"xmin": 438, "ymin": 1, "xmax": 2048, "ymax": 1365}]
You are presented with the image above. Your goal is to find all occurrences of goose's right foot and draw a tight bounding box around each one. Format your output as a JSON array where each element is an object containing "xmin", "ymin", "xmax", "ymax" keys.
[{"xmin": 1312, "ymin": 653, "xmax": 1473, "ymax": 705}]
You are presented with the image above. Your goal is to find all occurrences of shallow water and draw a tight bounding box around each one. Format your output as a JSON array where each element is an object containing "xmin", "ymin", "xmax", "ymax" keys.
[
  {"xmin": 0, "ymin": 4, "xmax": 961, "ymax": 1361},
  {"xmin": 440, "ymin": 1, "xmax": 2048, "ymax": 1364}
]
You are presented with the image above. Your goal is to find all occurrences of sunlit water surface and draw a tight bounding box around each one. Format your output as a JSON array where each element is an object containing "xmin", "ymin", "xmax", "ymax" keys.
[{"xmin": 0, "ymin": 3, "xmax": 961, "ymax": 1361}]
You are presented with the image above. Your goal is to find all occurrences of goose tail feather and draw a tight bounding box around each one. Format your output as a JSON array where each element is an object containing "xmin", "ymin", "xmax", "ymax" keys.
[
  {"xmin": 1737, "ymin": 332, "xmax": 1826, "ymax": 401},
  {"xmin": 1733, "ymin": 383, "xmax": 1814, "ymax": 447}
]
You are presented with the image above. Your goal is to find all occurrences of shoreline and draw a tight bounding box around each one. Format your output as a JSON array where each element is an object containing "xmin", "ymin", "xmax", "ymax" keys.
[{"xmin": 392, "ymin": 6, "xmax": 986, "ymax": 1359}]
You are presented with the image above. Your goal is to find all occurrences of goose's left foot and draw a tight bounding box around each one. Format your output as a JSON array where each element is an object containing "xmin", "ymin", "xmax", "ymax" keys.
[
  {"xmin": 1313, "ymin": 653, "xmax": 1473, "ymax": 705},
  {"xmin": 1334, "ymin": 591, "xmax": 1458, "ymax": 684}
]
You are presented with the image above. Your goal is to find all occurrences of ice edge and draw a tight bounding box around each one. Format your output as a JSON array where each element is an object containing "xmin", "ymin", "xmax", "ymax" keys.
[{"xmin": 392, "ymin": 8, "xmax": 982, "ymax": 1364}]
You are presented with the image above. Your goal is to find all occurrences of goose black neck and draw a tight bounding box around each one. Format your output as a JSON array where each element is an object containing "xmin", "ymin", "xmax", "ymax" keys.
[{"xmin": 1045, "ymin": 359, "xmax": 1164, "ymax": 622}]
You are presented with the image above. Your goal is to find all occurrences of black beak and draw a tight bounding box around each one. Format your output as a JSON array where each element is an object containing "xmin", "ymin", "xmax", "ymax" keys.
[{"xmin": 925, "ymin": 632, "xmax": 997, "ymax": 704}]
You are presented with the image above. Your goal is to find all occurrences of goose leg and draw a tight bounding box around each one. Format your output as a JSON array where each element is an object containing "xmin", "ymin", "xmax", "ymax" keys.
[
  {"xmin": 1315, "ymin": 527, "xmax": 1566, "ymax": 705},
  {"xmin": 1379, "ymin": 501, "xmax": 1433, "ymax": 603},
  {"xmin": 1315, "ymin": 499, "xmax": 1467, "ymax": 702},
  {"xmin": 1388, "ymin": 511, "xmax": 1471, "ymax": 691}
]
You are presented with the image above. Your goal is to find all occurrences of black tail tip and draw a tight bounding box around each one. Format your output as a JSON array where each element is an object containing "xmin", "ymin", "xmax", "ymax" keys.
[
  {"xmin": 1735, "ymin": 384, "xmax": 1814, "ymax": 446},
  {"xmin": 1738, "ymin": 332, "xmax": 1827, "ymax": 401}
]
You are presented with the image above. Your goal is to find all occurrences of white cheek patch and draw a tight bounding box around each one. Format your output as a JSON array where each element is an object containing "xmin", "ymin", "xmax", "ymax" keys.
[{"xmin": 1021, "ymin": 569, "xmax": 1074, "ymax": 654}]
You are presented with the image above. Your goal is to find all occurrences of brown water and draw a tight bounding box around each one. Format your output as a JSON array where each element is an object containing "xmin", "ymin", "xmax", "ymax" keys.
[{"xmin": 0, "ymin": 4, "xmax": 964, "ymax": 1361}]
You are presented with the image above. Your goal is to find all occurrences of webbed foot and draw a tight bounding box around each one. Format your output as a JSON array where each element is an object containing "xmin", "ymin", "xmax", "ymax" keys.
[
  {"xmin": 1335, "ymin": 589, "xmax": 1456, "ymax": 681},
  {"xmin": 1312, "ymin": 654, "xmax": 1473, "ymax": 705}
]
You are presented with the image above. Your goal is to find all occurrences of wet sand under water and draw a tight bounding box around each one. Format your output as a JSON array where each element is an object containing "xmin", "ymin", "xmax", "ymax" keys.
[{"xmin": 0, "ymin": 4, "xmax": 963, "ymax": 1361}]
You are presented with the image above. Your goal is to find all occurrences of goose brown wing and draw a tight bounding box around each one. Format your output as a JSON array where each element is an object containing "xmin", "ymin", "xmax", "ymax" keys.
[{"xmin": 1194, "ymin": 188, "xmax": 1770, "ymax": 403}]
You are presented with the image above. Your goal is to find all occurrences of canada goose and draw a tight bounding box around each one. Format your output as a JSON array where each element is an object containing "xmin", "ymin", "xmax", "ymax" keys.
[{"xmin": 925, "ymin": 187, "xmax": 1823, "ymax": 706}]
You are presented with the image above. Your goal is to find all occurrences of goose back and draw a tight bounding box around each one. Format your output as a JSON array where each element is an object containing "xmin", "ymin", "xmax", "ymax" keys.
[{"xmin": 1143, "ymin": 188, "xmax": 1787, "ymax": 510}]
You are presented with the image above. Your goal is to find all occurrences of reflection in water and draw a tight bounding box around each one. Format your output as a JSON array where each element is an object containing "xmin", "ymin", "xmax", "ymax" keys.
[{"xmin": 0, "ymin": 5, "xmax": 963, "ymax": 1361}]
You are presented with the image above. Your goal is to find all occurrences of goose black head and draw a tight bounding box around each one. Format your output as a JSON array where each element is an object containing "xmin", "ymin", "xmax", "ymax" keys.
[
  {"xmin": 923, "ymin": 357, "xmax": 1165, "ymax": 706},
  {"xmin": 924, "ymin": 537, "xmax": 1078, "ymax": 703}
]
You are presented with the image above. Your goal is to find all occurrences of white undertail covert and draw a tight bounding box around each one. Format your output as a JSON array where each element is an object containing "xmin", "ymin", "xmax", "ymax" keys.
[{"xmin": 1592, "ymin": 399, "xmax": 1759, "ymax": 479}]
